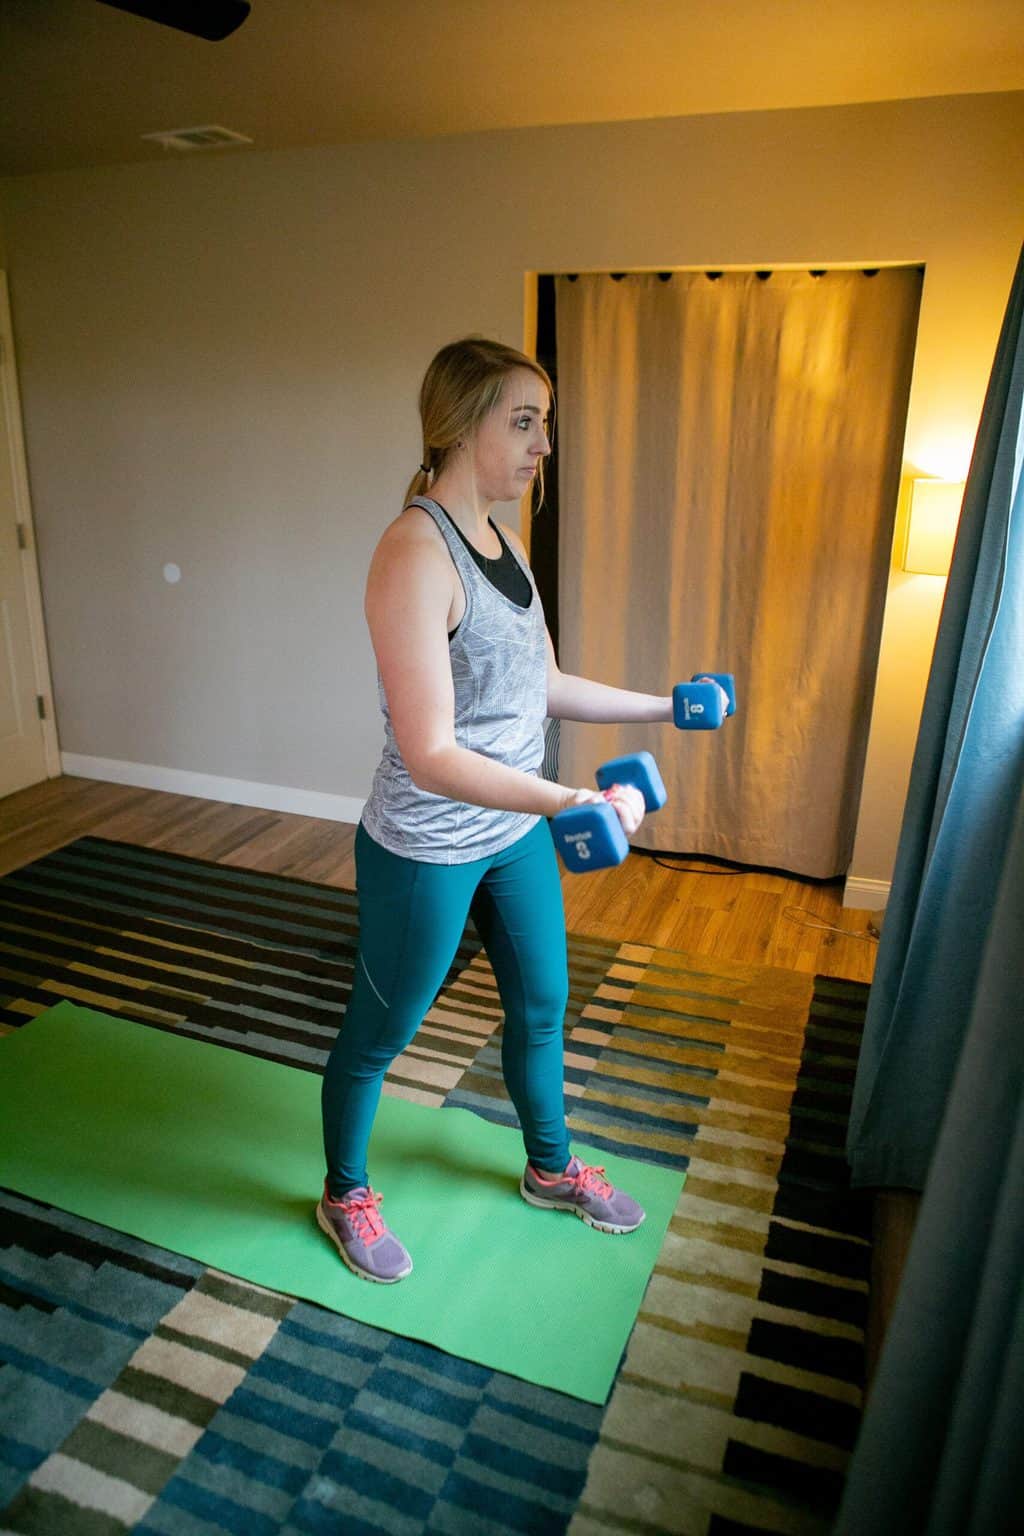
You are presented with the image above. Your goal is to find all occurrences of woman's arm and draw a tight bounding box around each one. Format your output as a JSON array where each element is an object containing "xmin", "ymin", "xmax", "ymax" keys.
[
  {"xmin": 366, "ymin": 515, "xmax": 581, "ymax": 818},
  {"xmin": 497, "ymin": 521, "xmax": 672, "ymax": 725},
  {"xmin": 545, "ymin": 632, "xmax": 674, "ymax": 723}
]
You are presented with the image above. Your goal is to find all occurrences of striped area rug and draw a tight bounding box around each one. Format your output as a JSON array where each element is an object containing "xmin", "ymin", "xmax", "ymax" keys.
[{"xmin": 0, "ymin": 835, "xmax": 871, "ymax": 1534}]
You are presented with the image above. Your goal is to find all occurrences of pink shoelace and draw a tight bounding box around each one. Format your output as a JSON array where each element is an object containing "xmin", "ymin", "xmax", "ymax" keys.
[
  {"xmin": 330, "ymin": 1187, "xmax": 386, "ymax": 1244},
  {"xmin": 533, "ymin": 1158, "xmax": 613, "ymax": 1197},
  {"xmin": 570, "ymin": 1160, "xmax": 613, "ymax": 1198}
]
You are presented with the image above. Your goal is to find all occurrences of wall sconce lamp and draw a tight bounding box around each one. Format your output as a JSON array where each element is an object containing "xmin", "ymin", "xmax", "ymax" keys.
[{"xmin": 903, "ymin": 478, "xmax": 965, "ymax": 576}]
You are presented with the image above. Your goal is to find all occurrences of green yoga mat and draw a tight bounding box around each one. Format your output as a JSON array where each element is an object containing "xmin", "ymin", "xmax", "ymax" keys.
[{"xmin": 0, "ymin": 1002, "xmax": 683, "ymax": 1403}]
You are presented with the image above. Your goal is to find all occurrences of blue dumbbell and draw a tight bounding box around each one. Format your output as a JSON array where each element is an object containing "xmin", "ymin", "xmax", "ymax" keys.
[
  {"xmin": 551, "ymin": 751, "xmax": 667, "ymax": 874},
  {"xmin": 672, "ymin": 672, "xmax": 737, "ymax": 730}
]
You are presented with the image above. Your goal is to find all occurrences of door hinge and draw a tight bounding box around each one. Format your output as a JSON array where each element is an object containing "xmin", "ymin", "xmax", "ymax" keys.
[
  {"xmin": 17, "ymin": 523, "xmax": 29, "ymax": 550},
  {"xmin": 37, "ymin": 696, "xmax": 47, "ymax": 721}
]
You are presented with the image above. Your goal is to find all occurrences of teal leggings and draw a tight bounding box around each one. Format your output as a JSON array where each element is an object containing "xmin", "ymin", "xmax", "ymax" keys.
[{"xmin": 322, "ymin": 819, "xmax": 572, "ymax": 1197}]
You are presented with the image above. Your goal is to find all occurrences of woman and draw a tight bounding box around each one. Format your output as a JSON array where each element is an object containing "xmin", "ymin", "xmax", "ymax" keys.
[{"xmin": 318, "ymin": 336, "xmax": 679, "ymax": 1283}]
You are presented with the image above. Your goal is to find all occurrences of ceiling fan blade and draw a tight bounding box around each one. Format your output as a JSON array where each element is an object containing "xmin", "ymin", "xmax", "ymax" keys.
[{"xmin": 95, "ymin": 1, "xmax": 251, "ymax": 42}]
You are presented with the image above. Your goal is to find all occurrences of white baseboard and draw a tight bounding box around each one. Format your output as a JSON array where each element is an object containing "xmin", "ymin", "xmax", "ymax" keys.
[
  {"xmin": 843, "ymin": 875, "xmax": 891, "ymax": 911},
  {"xmin": 61, "ymin": 753, "xmax": 365, "ymax": 825}
]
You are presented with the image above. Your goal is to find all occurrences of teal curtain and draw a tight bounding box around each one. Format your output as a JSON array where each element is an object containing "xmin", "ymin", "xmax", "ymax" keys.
[
  {"xmin": 838, "ymin": 243, "xmax": 1024, "ymax": 1530},
  {"xmin": 846, "ymin": 242, "xmax": 1024, "ymax": 1191}
]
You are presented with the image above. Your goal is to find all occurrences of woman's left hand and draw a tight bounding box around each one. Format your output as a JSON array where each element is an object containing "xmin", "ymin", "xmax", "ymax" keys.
[{"xmin": 694, "ymin": 675, "xmax": 732, "ymax": 719}]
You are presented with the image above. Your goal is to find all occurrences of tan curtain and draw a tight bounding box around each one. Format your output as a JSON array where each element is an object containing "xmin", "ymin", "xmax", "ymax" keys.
[{"xmin": 555, "ymin": 269, "xmax": 922, "ymax": 878}]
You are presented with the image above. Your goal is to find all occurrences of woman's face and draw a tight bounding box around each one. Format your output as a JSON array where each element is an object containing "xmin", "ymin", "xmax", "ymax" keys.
[{"xmin": 468, "ymin": 368, "xmax": 551, "ymax": 504}]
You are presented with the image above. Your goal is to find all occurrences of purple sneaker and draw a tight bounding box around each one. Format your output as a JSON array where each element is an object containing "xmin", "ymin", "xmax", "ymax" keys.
[
  {"xmin": 316, "ymin": 1183, "xmax": 413, "ymax": 1283},
  {"xmin": 520, "ymin": 1155, "xmax": 646, "ymax": 1234}
]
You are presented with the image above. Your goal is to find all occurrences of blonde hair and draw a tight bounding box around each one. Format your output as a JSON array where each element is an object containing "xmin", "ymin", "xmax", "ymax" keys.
[{"xmin": 404, "ymin": 336, "xmax": 554, "ymax": 508}]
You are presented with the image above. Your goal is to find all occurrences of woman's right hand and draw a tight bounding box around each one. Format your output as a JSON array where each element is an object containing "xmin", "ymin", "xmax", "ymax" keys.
[
  {"xmin": 562, "ymin": 783, "xmax": 646, "ymax": 836},
  {"xmin": 562, "ymin": 787, "xmax": 603, "ymax": 810}
]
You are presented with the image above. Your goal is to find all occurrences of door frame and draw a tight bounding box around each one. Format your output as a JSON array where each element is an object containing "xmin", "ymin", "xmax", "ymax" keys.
[{"xmin": 1, "ymin": 270, "xmax": 60, "ymax": 781}]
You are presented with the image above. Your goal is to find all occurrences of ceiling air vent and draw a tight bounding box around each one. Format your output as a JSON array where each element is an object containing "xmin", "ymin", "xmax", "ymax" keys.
[{"xmin": 140, "ymin": 125, "xmax": 253, "ymax": 151}]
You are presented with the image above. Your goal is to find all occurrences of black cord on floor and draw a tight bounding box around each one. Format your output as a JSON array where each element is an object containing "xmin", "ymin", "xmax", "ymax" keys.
[
  {"xmin": 633, "ymin": 846, "xmax": 830, "ymax": 881},
  {"xmin": 630, "ymin": 847, "xmax": 880, "ymax": 942}
]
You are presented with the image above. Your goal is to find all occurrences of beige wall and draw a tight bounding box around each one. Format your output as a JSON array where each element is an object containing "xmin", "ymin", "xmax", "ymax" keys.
[{"xmin": 1, "ymin": 92, "xmax": 1021, "ymax": 888}]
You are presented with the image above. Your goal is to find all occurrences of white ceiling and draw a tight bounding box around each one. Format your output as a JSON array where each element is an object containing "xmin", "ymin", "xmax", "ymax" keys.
[{"xmin": 2, "ymin": 0, "xmax": 1023, "ymax": 177}]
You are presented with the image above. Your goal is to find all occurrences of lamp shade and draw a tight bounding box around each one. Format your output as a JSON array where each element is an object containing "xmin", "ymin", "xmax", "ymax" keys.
[{"xmin": 903, "ymin": 479, "xmax": 964, "ymax": 576}]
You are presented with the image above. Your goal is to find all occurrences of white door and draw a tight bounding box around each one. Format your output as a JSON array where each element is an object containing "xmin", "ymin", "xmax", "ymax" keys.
[{"xmin": 0, "ymin": 273, "xmax": 58, "ymax": 798}]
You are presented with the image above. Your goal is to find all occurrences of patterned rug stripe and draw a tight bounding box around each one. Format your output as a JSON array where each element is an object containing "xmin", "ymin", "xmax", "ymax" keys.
[
  {"xmin": 566, "ymin": 942, "xmax": 869, "ymax": 1535},
  {"xmin": 3, "ymin": 840, "xmax": 362, "ymax": 923},
  {"xmin": 127, "ymin": 1306, "xmax": 603, "ymax": 1536},
  {"xmin": 1, "ymin": 835, "xmax": 870, "ymax": 1535},
  {"xmin": 1, "ymin": 1258, "xmax": 291, "ymax": 1535}
]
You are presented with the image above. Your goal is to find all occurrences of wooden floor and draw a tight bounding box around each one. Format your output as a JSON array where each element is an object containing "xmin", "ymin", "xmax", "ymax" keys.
[{"xmin": 0, "ymin": 774, "xmax": 879, "ymax": 985}]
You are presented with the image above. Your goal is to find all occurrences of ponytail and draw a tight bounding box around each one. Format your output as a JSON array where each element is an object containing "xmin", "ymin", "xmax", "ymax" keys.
[{"xmin": 403, "ymin": 463, "xmax": 432, "ymax": 507}]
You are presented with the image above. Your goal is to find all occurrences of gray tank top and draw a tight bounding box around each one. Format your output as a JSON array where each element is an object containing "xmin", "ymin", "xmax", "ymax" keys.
[{"xmin": 361, "ymin": 496, "xmax": 548, "ymax": 864}]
